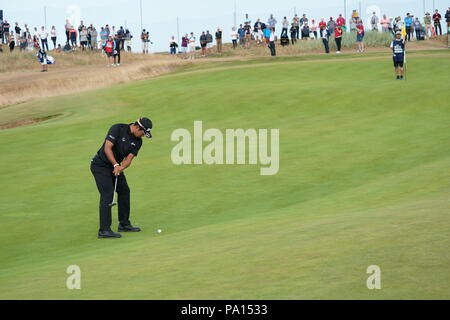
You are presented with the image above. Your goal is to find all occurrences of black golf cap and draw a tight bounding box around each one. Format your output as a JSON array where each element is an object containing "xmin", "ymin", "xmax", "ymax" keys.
[{"xmin": 136, "ymin": 117, "xmax": 152, "ymax": 138}]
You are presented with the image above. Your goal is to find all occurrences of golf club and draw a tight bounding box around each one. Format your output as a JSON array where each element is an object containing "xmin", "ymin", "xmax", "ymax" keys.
[{"xmin": 109, "ymin": 175, "xmax": 118, "ymax": 207}]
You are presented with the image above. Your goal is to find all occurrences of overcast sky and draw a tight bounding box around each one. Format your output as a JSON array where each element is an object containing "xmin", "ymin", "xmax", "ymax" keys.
[{"xmin": 2, "ymin": 0, "xmax": 448, "ymax": 52}]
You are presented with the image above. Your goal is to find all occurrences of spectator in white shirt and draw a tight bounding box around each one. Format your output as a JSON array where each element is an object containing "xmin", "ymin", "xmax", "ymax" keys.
[
  {"xmin": 371, "ymin": 12, "xmax": 379, "ymax": 31},
  {"xmin": 39, "ymin": 26, "xmax": 49, "ymax": 51},
  {"xmin": 188, "ymin": 32, "xmax": 196, "ymax": 60},
  {"xmin": 50, "ymin": 26, "xmax": 57, "ymax": 49},
  {"xmin": 231, "ymin": 27, "xmax": 238, "ymax": 49}
]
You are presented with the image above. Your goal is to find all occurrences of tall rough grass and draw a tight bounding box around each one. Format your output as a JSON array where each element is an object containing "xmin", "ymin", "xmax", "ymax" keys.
[{"xmin": 0, "ymin": 49, "xmax": 166, "ymax": 73}]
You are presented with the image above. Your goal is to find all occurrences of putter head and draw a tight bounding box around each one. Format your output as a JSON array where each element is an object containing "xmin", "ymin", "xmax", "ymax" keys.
[{"xmin": 109, "ymin": 202, "xmax": 117, "ymax": 207}]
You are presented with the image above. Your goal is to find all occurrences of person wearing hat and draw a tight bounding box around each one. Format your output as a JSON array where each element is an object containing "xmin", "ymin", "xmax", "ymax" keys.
[
  {"xmin": 390, "ymin": 31, "xmax": 405, "ymax": 80},
  {"xmin": 424, "ymin": 12, "xmax": 432, "ymax": 39},
  {"xmin": 90, "ymin": 117, "xmax": 153, "ymax": 238},
  {"xmin": 404, "ymin": 13, "xmax": 413, "ymax": 41}
]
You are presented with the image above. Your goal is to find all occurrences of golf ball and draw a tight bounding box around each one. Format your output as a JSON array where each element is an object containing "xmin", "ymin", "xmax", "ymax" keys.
[{"xmin": 157, "ymin": 229, "xmax": 162, "ymax": 233}]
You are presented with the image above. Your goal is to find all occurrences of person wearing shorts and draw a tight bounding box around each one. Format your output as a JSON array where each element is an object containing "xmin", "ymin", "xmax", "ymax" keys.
[
  {"xmin": 356, "ymin": 20, "xmax": 365, "ymax": 52},
  {"xmin": 390, "ymin": 31, "xmax": 405, "ymax": 80}
]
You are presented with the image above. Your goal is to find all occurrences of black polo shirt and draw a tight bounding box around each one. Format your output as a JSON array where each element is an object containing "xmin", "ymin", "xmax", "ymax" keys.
[{"xmin": 92, "ymin": 123, "xmax": 142, "ymax": 168}]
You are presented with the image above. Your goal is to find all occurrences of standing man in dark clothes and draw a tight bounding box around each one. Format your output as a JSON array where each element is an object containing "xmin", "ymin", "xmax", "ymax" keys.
[
  {"xmin": 268, "ymin": 28, "xmax": 276, "ymax": 56},
  {"xmin": 215, "ymin": 27, "xmax": 222, "ymax": 53},
  {"xmin": 113, "ymin": 35, "xmax": 122, "ymax": 66},
  {"xmin": 432, "ymin": 9, "xmax": 442, "ymax": 36},
  {"xmin": 0, "ymin": 21, "xmax": 4, "ymax": 45},
  {"xmin": 2, "ymin": 20, "xmax": 10, "ymax": 44},
  {"xmin": 200, "ymin": 31, "xmax": 207, "ymax": 56},
  {"xmin": 14, "ymin": 22, "xmax": 21, "ymax": 46},
  {"xmin": 117, "ymin": 26, "xmax": 125, "ymax": 49},
  {"xmin": 237, "ymin": 24, "xmax": 245, "ymax": 47},
  {"xmin": 445, "ymin": 7, "xmax": 450, "ymax": 28},
  {"xmin": 205, "ymin": 30, "xmax": 213, "ymax": 53},
  {"xmin": 91, "ymin": 118, "xmax": 153, "ymax": 239},
  {"xmin": 290, "ymin": 23, "xmax": 297, "ymax": 44}
]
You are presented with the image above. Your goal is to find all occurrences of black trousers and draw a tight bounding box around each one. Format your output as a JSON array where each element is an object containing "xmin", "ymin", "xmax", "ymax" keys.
[
  {"xmin": 114, "ymin": 51, "xmax": 121, "ymax": 64},
  {"xmin": 322, "ymin": 38, "xmax": 329, "ymax": 53},
  {"xmin": 406, "ymin": 26, "xmax": 412, "ymax": 40},
  {"xmin": 335, "ymin": 37, "xmax": 342, "ymax": 51},
  {"xmin": 90, "ymin": 163, "xmax": 131, "ymax": 231},
  {"xmin": 41, "ymin": 39, "xmax": 48, "ymax": 51},
  {"xmin": 268, "ymin": 41, "xmax": 276, "ymax": 56},
  {"xmin": 434, "ymin": 23, "xmax": 442, "ymax": 35}
]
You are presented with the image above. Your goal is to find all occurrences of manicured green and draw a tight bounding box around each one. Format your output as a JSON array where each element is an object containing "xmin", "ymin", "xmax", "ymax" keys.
[{"xmin": 0, "ymin": 50, "xmax": 449, "ymax": 299}]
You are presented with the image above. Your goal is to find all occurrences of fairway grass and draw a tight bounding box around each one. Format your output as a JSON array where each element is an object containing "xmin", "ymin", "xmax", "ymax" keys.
[{"xmin": 0, "ymin": 50, "xmax": 449, "ymax": 299}]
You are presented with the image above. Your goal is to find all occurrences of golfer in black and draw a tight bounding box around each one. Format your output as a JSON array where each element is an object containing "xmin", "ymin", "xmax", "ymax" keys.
[{"xmin": 91, "ymin": 117, "xmax": 152, "ymax": 238}]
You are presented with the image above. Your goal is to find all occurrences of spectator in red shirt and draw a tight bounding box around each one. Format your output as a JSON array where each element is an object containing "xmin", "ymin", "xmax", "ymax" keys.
[
  {"xmin": 319, "ymin": 18, "xmax": 327, "ymax": 38},
  {"xmin": 336, "ymin": 14, "xmax": 346, "ymax": 29},
  {"xmin": 356, "ymin": 19, "xmax": 365, "ymax": 53},
  {"xmin": 334, "ymin": 26, "xmax": 343, "ymax": 53},
  {"xmin": 432, "ymin": 9, "xmax": 442, "ymax": 36}
]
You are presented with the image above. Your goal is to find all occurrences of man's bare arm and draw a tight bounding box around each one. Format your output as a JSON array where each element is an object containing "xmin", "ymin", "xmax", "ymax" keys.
[{"xmin": 121, "ymin": 154, "xmax": 135, "ymax": 170}]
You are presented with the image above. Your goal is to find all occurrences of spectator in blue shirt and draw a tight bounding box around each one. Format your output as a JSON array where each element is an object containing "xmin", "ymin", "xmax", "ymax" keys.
[
  {"xmin": 237, "ymin": 24, "xmax": 246, "ymax": 47},
  {"xmin": 404, "ymin": 13, "xmax": 413, "ymax": 41}
]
